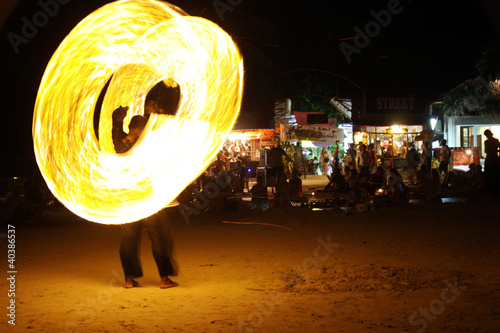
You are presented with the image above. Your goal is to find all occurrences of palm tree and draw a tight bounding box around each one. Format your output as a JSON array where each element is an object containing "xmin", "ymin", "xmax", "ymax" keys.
[{"xmin": 440, "ymin": 76, "xmax": 500, "ymax": 120}]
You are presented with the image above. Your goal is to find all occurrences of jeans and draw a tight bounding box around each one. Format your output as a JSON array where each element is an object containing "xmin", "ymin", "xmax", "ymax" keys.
[{"xmin": 120, "ymin": 210, "xmax": 177, "ymax": 279}]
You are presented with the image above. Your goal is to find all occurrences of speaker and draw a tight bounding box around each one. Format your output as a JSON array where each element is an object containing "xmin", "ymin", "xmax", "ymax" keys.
[
  {"xmin": 257, "ymin": 167, "xmax": 274, "ymax": 186},
  {"xmin": 259, "ymin": 148, "xmax": 269, "ymax": 167}
]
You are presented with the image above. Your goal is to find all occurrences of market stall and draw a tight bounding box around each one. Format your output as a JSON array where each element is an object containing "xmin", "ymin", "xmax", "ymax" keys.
[
  {"xmin": 353, "ymin": 124, "xmax": 424, "ymax": 168},
  {"xmin": 352, "ymin": 89, "xmax": 431, "ymax": 170},
  {"xmin": 223, "ymin": 128, "xmax": 279, "ymax": 177}
]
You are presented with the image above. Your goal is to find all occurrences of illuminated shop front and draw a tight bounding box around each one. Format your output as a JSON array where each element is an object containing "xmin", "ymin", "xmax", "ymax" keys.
[
  {"xmin": 224, "ymin": 128, "xmax": 278, "ymax": 162},
  {"xmin": 352, "ymin": 89, "xmax": 430, "ymax": 168},
  {"xmin": 353, "ymin": 124, "xmax": 424, "ymax": 167}
]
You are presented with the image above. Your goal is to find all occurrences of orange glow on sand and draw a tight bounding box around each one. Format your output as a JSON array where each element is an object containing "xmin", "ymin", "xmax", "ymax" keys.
[{"xmin": 33, "ymin": 0, "xmax": 244, "ymax": 224}]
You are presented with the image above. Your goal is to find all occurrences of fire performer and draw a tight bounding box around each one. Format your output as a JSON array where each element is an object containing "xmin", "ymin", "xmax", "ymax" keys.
[{"xmin": 112, "ymin": 106, "xmax": 178, "ymax": 289}]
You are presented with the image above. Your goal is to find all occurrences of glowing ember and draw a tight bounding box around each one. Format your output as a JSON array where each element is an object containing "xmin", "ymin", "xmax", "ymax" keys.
[{"xmin": 33, "ymin": 0, "xmax": 244, "ymax": 224}]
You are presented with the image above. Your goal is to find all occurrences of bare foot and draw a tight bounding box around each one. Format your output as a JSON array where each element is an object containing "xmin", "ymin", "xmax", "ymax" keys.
[
  {"xmin": 160, "ymin": 277, "xmax": 178, "ymax": 289},
  {"xmin": 124, "ymin": 278, "xmax": 138, "ymax": 288}
]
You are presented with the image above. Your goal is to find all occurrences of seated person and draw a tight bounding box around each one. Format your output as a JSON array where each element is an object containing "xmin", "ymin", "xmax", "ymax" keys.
[
  {"xmin": 2, "ymin": 180, "xmax": 45, "ymax": 223},
  {"xmin": 379, "ymin": 157, "xmax": 390, "ymax": 176},
  {"xmin": 464, "ymin": 163, "xmax": 484, "ymax": 193},
  {"xmin": 346, "ymin": 168, "xmax": 360, "ymax": 197},
  {"xmin": 342, "ymin": 165, "xmax": 351, "ymax": 178},
  {"xmin": 414, "ymin": 166, "xmax": 440, "ymax": 199},
  {"xmin": 288, "ymin": 169, "xmax": 304, "ymax": 200},
  {"xmin": 388, "ymin": 168, "xmax": 408, "ymax": 203},
  {"xmin": 250, "ymin": 175, "xmax": 269, "ymax": 210},
  {"xmin": 274, "ymin": 173, "xmax": 290, "ymax": 206},
  {"xmin": 212, "ymin": 153, "xmax": 226, "ymax": 175},
  {"xmin": 367, "ymin": 166, "xmax": 387, "ymax": 195},
  {"xmin": 473, "ymin": 164, "xmax": 484, "ymax": 191},
  {"xmin": 325, "ymin": 167, "xmax": 349, "ymax": 193},
  {"xmin": 427, "ymin": 169, "xmax": 441, "ymax": 198},
  {"xmin": 464, "ymin": 163, "xmax": 476, "ymax": 184},
  {"xmin": 416, "ymin": 164, "xmax": 430, "ymax": 190}
]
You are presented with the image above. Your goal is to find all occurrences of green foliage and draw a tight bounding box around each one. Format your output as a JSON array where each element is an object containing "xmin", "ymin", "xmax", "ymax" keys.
[{"xmin": 441, "ymin": 76, "xmax": 500, "ymax": 119}]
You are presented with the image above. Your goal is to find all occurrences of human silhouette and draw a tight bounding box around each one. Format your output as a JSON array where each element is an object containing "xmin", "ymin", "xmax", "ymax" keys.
[{"xmin": 111, "ymin": 107, "xmax": 178, "ymax": 289}]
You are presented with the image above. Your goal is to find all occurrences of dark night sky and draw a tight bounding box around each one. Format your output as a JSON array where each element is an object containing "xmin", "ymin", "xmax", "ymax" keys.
[{"xmin": 1, "ymin": 0, "xmax": 499, "ymax": 158}]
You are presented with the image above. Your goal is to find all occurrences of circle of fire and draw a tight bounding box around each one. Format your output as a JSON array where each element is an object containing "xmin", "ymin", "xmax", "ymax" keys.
[{"xmin": 33, "ymin": 0, "xmax": 244, "ymax": 224}]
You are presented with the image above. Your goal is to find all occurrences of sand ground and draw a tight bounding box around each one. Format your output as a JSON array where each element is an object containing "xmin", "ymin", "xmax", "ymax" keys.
[{"xmin": 1, "ymin": 175, "xmax": 499, "ymax": 333}]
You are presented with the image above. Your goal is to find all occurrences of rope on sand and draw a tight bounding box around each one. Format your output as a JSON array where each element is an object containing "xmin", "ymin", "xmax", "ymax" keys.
[{"xmin": 222, "ymin": 221, "xmax": 292, "ymax": 231}]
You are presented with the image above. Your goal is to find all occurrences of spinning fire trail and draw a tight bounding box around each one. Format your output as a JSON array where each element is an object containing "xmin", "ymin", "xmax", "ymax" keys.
[{"xmin": 33, "ymin": 0, "xmax": 244, "ymax": 224}]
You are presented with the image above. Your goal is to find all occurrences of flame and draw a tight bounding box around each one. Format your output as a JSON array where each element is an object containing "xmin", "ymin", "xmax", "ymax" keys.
[{"xmin": 33, "ymin": 0, "xmax": 244, "ymax": 224}]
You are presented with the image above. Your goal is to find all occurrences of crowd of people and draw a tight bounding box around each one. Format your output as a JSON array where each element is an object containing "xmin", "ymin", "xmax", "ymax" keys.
[
  {"xmin": 176, "ymin": 130, "xmax": 500, "ymax": 212},
  {"xmin": 315, "ymin": 132, "xmax": 500, "ymax": 201},
  {"xmin": 195, "ymin": 142, "xmax": 304, "ymax": 211},
  {"xmin": 4, "ymin": 129, "xmax": 500, "ymax": 225}
]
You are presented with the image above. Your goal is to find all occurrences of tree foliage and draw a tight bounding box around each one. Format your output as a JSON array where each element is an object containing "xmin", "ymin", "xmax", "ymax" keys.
[{"xmin": 441, "ymin": 76, "xmax": 500, "ymax": 120}]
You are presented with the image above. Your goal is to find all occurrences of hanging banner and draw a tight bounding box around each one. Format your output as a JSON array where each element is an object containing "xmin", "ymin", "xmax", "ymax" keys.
[{"xmin": 289, "ymin": 125, "xmax": 344, "ymax": 146}]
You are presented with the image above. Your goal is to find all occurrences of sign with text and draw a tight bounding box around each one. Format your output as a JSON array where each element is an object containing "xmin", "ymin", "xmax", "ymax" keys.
[{"xmin": 365, "ymin": 89, "xmax": 427, "ymax": 115}]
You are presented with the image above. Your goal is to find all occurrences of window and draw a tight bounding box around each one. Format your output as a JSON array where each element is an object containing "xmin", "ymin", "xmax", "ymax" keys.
[{"xmin": 460, "ymin": 126, "xmax": 473, "ymax": 147}]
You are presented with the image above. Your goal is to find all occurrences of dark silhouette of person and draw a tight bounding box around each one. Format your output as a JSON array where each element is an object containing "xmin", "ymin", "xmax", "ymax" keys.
[
  {"xmin": 406, "ymin": 142, "xmax": 420, "ymax": 185},
  {"xmin": 269, "ymin": 143, "xmax": 287, "ymax": 181},
  {"xmin": 288, "ymin": 169, "xmax": 303, "ymax": 200},
  {"xmin": 358, "ymin": 144, "xmax": 371, "ymax": 178},
  {"xmin": 274, "ymin": 173, "xmax": 290, "ymax": 206},
  {"xmin": 483, "ymin": 129, "xmax": 500, "ymax": 192},
  {"xmin": 111, "ymin": 107, "xmax": 178, "ymax": 289},
  {"xmin": 250, "ymin": 175, "xmax": 269, "ymax": 210},
  {"xmin": 388, "ymin": 168, "xmax": 409, "ymax": 203},
  {"xmin": 212, "ymin": 152, "xmax": 226, "ymax": 175},
  {"xmin": 421, "ymin": 141, "xmax": 432, "ymax": 170},
  {"xmin": 367, "ymin": 166, "xmax": 387, "ymax": 196},
  {"xmin": 438, "ymin": 139, "xmax": 451, "ymax": 186},
  {"xmin": 229, "ymin": 159, "xmax": 246, "ymax": 193},
  {"xmin": 333, "ymin": 140, "xmax": 341, "ymax": 170},
  {"xmin": 324, "ymin": 167, "xmax": 349, "ymax": 193},
  {"xmin": 2, "ymin": 180, "xmax": 45, "ymax": 224}
]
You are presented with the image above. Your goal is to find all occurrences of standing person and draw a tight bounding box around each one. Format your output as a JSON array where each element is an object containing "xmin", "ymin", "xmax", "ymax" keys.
[
  {"xmin": 399, "ymin": 141, "xmax": 408, "ymax": 158},
  {"xmin": 483, "ymin": 129, "xmax": 500, "ymax": 192},
  {"xmin": 346, "ymin": 143, "xmax": 357, "ymax": 169},
  {"xmin": 112, "ymin": 107, "xmax": 178, "ymax": 289},
  {"xmin": 269, "ymin": 143, "xmax": 287, "ymax": 181},
  {"xmin": 406, "ymin": 142, "xmax": 420, "ymax": 185},
  {"xmin": 312, "ymin": 156, "xmax": 320, "ymax": 175},
  {"xmin": 387, "ymin": 140, "xmax": 394, "ymax": 156},
  {"xmin": 294, "ymin": 142, "xmax": 306, "ymax": 176},
  {"xmin": 421, "ymin": 141, "xmax": 432, "ymax": 170},
  {"xmin": 438, "ymin": 139, "xmax": 451, "ymax": 186},
  {"xmin": 333, "ymin": 140, "xmax": 341, "ymax": 170},
  {"xmin": 368, "ymin": 143, "xmax": 377, "ymax": 172},
  {"xmin": 358, "ymin": 144, "xmax": 371, "ymax": 178},
  {"xmin": 320, "ymin": 147, "xmax": 331, "ymax": 176}
]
